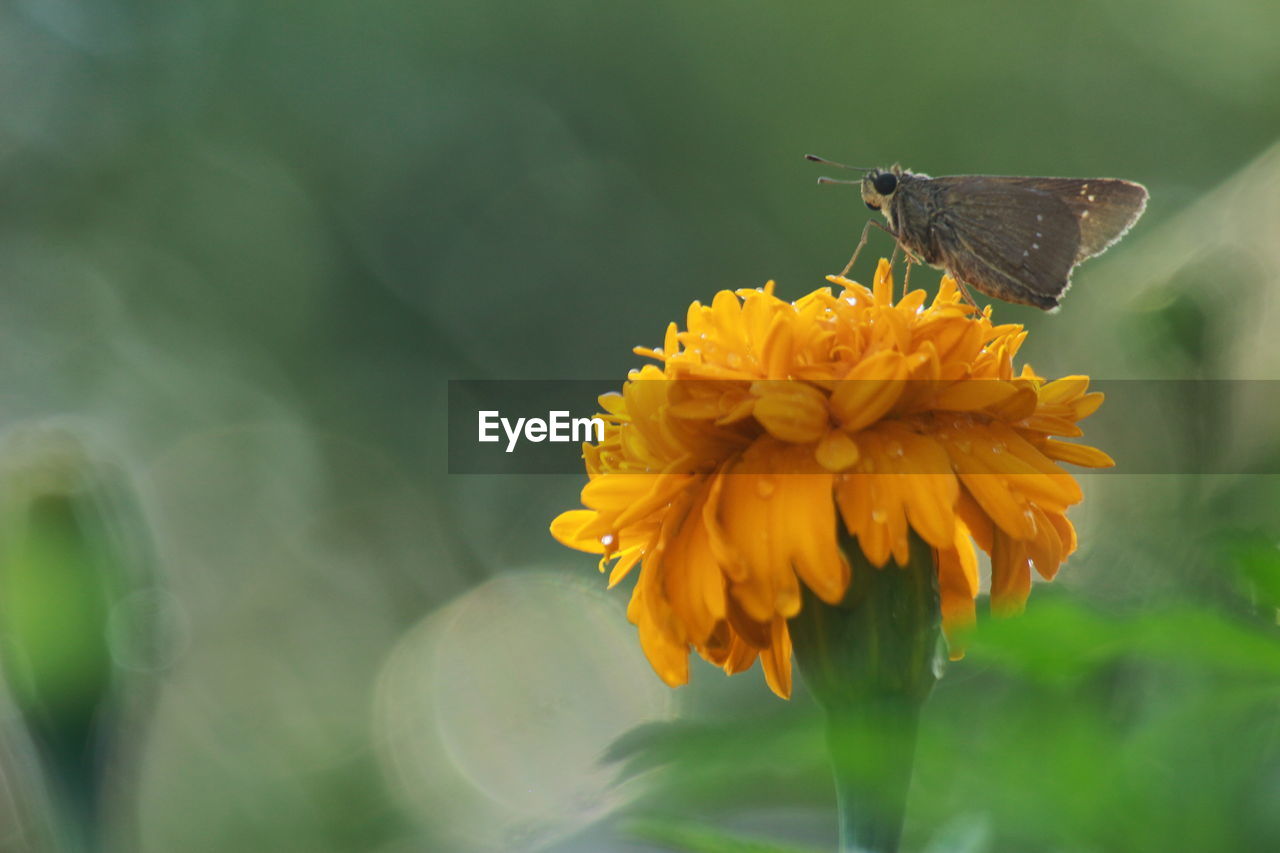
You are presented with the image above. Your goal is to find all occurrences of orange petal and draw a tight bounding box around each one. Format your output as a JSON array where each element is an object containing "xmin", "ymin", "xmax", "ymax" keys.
[
  {"xmin": 954, "ymin": 487, "xmax": 995, "ymax": 555},
  {"xmin": 752, "ymin": 381, "xmax": 830, "ymax": 443},
  {"xmin": 892, "ymin": 431, "xmax": 959, "ymax": 551},
  {"xmin": 550, "ymin": 509, "xmax": 606, "ymax": 553},
  {"xmin": 628, "ymin": 558, "xmax": 691, "ymax": 687},
  {"xmin": 990, "ymin": 531, "xmax": 1031, "ymax": 616},
  {"xmin": 761, "ymin": 311, "xmax": 796, "ymax": 380},
  {"xmin": 1073, "ymin": 392, "xmax": 1105, "ymax": 420},
  {"xmin": 761, "ymin": 618, "xmax": 793, "ymax": 699},
  {"xmin": 933, "ymin": 379, "xmax": 1020, "ymax": 412},
  {"xmin": 719, "ymin": 446, "xmax": 794, "ymax": 621},
  {"xmin": 661, "ymin": 485, "xmax": 727, "ymax": 644},
  {"xmin": 1038, "ymin": 376, "xmax": 1090, "ymax": 405},
  {"xmin": 774, "ymin": 466, "xmax": 848, "ymax": 604},
  {"xmin": 1020, "ymin": 414, "xmax": 1085, "ymax": 437},
  {"xmin": 1046, "ymin": 511, "xmax": 1078, "ymax": 560},
  {"xmin": 1025, "ymin": 506, "xmax": 1064, "ymax": 581},
  {"xmin": 936, "ymin": 536, "xmax": 978, "ymax": 659},
  {"xmin": 829, "ymin": 351, "xmax": 908, "ymax": 431},
  {"xmin": 607, "ymin": 545, "xmax": 645, "ymax": 587},
  {"xmin": 948, "ymin": 441, "xmax": 1036, "ymax": 540},
  {"xmin": 722, "ymin": 633, "xmax": 759, "ymax": 674},
  {"xmin": 1038, "ymin": 439, "xmax": 1115, "ymax": 468},
  {"xmin": 816, "ymin": 429, "xmax": 861, "ymax": 472}
]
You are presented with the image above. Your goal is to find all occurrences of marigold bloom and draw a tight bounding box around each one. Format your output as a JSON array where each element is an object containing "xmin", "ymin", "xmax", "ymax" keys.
[{"xmin": 551, "ymin": 260, "xmax": 1112, "ymax": 698}]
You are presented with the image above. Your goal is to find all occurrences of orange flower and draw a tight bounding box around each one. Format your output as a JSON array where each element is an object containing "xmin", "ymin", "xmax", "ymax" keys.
[{"xmin": 551, "ymin": 260, "xmax": 1112, "ymax": 698}]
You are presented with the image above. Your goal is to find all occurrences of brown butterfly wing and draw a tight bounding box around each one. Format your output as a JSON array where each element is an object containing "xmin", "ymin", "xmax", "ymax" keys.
[
  {"xmin": 926, "ymin": 177, "xmax": 1082, "ymax": 309},
  {"xmin": 997, "ymin": 177, "xmax": 1149, "ymax": 261}
]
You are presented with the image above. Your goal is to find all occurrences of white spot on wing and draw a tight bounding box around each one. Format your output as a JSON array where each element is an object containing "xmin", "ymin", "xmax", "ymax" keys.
[
  {"xmin": 1088, "ymin": 194, "xmax": 1096, "ymax": 202},
  {"xmin": 1081, "ymin": 210, "xmax": 1089, "ymax": 219},
  {"xmin": 1032, "ymin": 243, "xmax": 1039, "ymax": 250}
]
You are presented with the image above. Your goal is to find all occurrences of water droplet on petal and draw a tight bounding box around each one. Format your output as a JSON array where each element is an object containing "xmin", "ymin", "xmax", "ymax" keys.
[
  {"xmin": 990, "ymin": 442, "xmax": 1005, "ymax": 454},
  {"xmin": 726, "ymin": 352, "xmax": 743, "ymax": 368},
  {"xmin": 871, "ymin": 508, "xmax": 889, "ymax": 524},
  {"xmin": 955, "ymin": 440, "xmax": 972, "ymax": 453},
  {"xmin": 888, "ymin": 441, "xmax": 905, "ymax": 458},
  {"xmin": 600, "ymin": 534, "xmax": 615, "ymax": 547},
  {"xmin": 756, "ymin": 477, "xmax": 775, "ymax": 498}
]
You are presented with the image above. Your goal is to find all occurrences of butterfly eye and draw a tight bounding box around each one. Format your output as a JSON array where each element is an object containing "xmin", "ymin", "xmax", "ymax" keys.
[{"xmin": 873, "ymin": 172, "xmax": 898, "ymax": 195}]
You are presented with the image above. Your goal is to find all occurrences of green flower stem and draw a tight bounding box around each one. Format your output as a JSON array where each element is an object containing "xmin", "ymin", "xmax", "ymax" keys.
[
  {"xmin": 790, "ymin": 531, "xmax": 941, "ymax": 853},
  {"xmin": 823, "ymin": 697, "xmax": 923, "ymax": 853}
]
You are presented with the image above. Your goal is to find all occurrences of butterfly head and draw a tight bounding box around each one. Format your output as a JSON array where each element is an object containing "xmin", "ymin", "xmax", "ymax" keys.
[{"xmin": 861, "ymin": 164, "xmax": 907, "ymax": 212}]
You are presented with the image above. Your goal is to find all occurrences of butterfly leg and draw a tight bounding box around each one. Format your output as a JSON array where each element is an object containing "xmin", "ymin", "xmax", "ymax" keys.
[
  {"xmin": 954, "ymin": 278, "xmax": 980, "ymax": 311},
  {"xmin": 840, "ymin": 219, "xmax": 898, "ymax": 278},
  {"xmin": 888, "ymin": 242, "xmax": 902, "ymax": 288},
  {"xmin": 902, "ymin": 254, "xmax": 914, "ymax": 299}
]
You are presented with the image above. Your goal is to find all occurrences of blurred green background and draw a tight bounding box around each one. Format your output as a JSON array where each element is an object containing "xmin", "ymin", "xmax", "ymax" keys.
[{"xmin": 2, "ymin": 0, "xmax": 1280, "ymax": 851}]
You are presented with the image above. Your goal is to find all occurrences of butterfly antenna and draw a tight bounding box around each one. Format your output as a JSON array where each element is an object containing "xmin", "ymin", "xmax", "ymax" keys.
[{"xmin": 805, "ymin": 154, "xmax": 873, "ymax": 170}]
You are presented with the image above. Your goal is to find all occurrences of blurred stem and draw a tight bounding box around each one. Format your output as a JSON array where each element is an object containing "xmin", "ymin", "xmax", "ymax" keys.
[
  {"xmin": 790, "ymin": 531, "xmax": 940, "ymax": 853},
  {"xmin": 824, "ymin": 699, "xmax": 921, "ymax": 853},
  {"xmin": 50, "ymin": 740, "xmax": 102, "ymax": 853}
]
